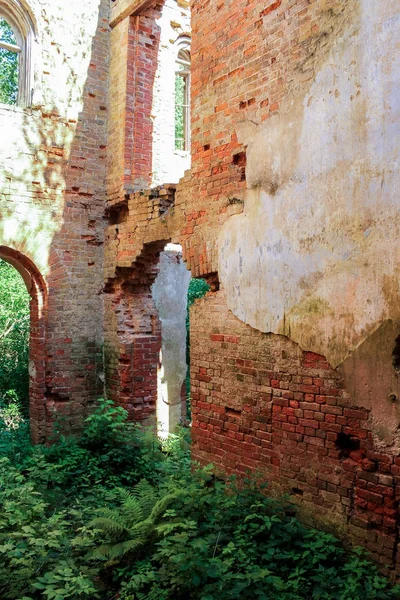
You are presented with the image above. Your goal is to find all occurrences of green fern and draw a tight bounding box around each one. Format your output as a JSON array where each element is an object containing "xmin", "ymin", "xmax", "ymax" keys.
[{"xmin": 89, "ymin": 480, "xmax": 183, "ymax": 565}]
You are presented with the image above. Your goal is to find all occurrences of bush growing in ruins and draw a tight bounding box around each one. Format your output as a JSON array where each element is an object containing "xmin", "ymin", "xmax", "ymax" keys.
[
  {"xmin": 0, "ymin": 258, "xmax": 30, "ymax": 413},
  {"xmin": 0, "ymin": 400, "xmax": 399, "ymax": 599}
]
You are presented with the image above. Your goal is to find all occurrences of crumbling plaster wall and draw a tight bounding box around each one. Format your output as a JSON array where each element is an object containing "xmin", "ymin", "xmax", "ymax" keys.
[
  {"xmin": 220, "ymin": 1, "xmax": 399, "ymax": 362},
  {"xmin": 0, "ymin": 0, "xmax": 109, "ymax": 439},
  {"xmin": 168, "ymin": 0, "xmax": 400, "ymax": 573},
  {"xmin": 218, "ymin": 1, "xmax": 400, "ymax": 443},
  {"xmin": 174, "ymin": 0, "xmax": 400, "ymax": 445}
]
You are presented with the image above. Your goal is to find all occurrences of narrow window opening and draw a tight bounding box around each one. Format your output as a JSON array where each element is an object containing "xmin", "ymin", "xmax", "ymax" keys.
[
  {"xmin": 0, "ymin": 1, "xmax": 35, "ymax": 108},
  {"xmin": 175, "ymin": 44, "xmax": 190, "ymax": 151}
]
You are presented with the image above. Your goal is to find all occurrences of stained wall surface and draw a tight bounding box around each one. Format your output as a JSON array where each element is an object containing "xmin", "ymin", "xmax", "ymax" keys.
[
  {"xmin": 0, "ymin": 0, "xmax": 109, "ymax": 440},
  {"xmin": 2, "ymin": 0, "xmax": 400, "ymax": 574},
  {"xmin": 175, "ymin": 0, "xmax": 400, "ymax": 443},
  {"xmin": 171, "ymin": 0, "xmax": 400, "ymax": 573}
]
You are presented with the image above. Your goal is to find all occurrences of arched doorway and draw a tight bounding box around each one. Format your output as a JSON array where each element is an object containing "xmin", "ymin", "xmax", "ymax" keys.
[{"xmin": 0, "ymin": 247, "xmax": 47, "ymax": 442}]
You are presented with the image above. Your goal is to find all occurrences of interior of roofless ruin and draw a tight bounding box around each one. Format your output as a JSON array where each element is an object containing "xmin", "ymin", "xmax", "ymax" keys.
[{"xmin": 1, "ymin": 0, "xmax": 400, "ymax": 579}]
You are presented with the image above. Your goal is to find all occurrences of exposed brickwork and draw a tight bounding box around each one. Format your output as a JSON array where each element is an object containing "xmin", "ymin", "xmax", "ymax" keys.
[
  {"xmin": 102, "ymin": 0, "xmax": 400, "ymax": 573},
  {"xmin": 104, "ymin": 185, "xmax": 180, "ymax": 420},
  {"xmin": 190, "ymin": 291, "xmax": 400, "ymax": 573},
  {"xmin": 1, "ymin": 0, "xmax": 397, "ymax": 574},
  {"xmin": 0, "ymin": 0, "xmax": 109, "ymax": 441},
  {"xmin": 174, "ymin": 0, "xmax": 356, "ymax": 276},
  {"xmin": 107, "ymin": 4, "xmax": 163, "ymax": 200}
]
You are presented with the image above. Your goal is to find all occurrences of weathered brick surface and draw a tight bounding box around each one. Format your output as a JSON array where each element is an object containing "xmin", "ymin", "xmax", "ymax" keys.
[
  {"xmin": 1, "ymin": 0, "xmax": 397, "ymax": 573},
  {"xmin": 0, "ymin": 0, "xmax": 109, "ymax": 440},
  {"xmin": 107, "ymin": 4, "xmax": 164, "ymax": 199},
  {"xmin": 103, "ymin": 185, "xmax": 179, "ymax": 420},
  {"xmin": 190, "ymin": 290, "xmax": 400, "ymax": 571},
  {"xmin": 174, "ymin": 0, "xmax": 360, "ymax": 278},
  {"xmin": 102, "ymin": 0, "xmax": 400, "ymax": 574}
]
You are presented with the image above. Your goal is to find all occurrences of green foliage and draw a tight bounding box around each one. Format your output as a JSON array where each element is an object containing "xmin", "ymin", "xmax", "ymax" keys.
[
  {"xmin": 187, "ymin": 277, "xmax": 210, "ymax": 308},
  {"xmin": 0, "ymin": 18, "xmax": 19, "ymax": 105},
  {"xmin": 186, "ymin": 278, "xmax": 210, "ymax": 408},
  {"xmin": 0, "ymin": 399, "xmax": 399, "ymax": 599},
  {"xmin": 175, "ymin": 73, "xmax": 185, "ymax": 150},
  {"xmin": 118, "ymin": 473, "xmax": 400, "ymax": 600},
  {"xmin": 0, "ymin": 458, "xmax": 96, "ymax": 599},
  {"xmin": 0, "ymin": 259, "xmax": 30, "ymax": 411},
  {"xmin": 88, "ymin": 481, "xmax": 184, "ymax": 565}
]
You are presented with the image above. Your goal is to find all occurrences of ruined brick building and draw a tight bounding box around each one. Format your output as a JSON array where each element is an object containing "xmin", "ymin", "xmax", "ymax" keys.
[{"xmin": 1, "ymin": 0, "xmax": 400, "ymax": 573}]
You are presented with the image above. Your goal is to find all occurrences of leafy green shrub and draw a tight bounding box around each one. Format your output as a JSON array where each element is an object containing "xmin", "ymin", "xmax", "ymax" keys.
[
  {"xmin": 118, "ymin": 472, "xmax": 400, "ymax": 600},
  {"xmin": 0, "ymin": 458, "xmax": 98, "ymax": 600},
  {"xmin": 0, "ymin": 398, "xmax": 31, "ymax": 465},
  {"xmin": 0, "ymin": 400, "xmax": 399, "ymax": 600},
  {"xmin": 187, "ymin": 278, "xmax": 210, "ymax": 308}
]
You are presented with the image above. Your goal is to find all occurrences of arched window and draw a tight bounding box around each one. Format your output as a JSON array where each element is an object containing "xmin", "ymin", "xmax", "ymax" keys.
[
  {"xmin": 175, "ymin": 37, "xmax": 190, "ymax": 152},
  {"xmin": 0, "ymin": 1, "xmax": 35, "ymax": 106}
]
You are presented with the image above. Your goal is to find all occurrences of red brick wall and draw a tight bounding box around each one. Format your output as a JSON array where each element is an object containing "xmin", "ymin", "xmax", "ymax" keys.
[
  {"xmin": 102, "ymin": 0, "xmax": 399, "ymax": 573},
  {"xmin": 190, "ymin": 291, "xmax": 400, "ymax": 573},
  {"xmin": 103, "ymin": 186, "xmax": 178, "ymax": 421},
  {"xmin": 0, "ymin": 0, "xmax": 110, "ymax": 441},
  {"xmin": 107, "ymin": 4, "xmax": 163, "ymax": 201},
  {"xmin": 175, "ymin": 0, "xmax": 356, "ymax": 276},
  {"xmin": 40, "ymin": 3, "xmax": 109, "ymax": 439}
]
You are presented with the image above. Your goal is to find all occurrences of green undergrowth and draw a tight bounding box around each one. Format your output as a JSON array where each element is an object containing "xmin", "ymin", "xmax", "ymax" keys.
[{"xmin": 0, "ymin": 399, "xmax": 399, "ymax": 600}]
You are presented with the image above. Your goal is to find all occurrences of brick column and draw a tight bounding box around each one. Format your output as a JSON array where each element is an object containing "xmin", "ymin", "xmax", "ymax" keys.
[{"xmin": 108, "ymin": 4, "xmax": 162, "ymax": 201}]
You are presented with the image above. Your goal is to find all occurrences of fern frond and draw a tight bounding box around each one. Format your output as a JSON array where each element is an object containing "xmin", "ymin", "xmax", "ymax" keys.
[
  {"xmin": 90, "ymin": 542, "xmax": 119, "ymax": 561},
  {"xmin": 133, "ymin": 479, "xmax": 157, "ymax": 499},
  {"xmin": 90, "ymin": 517, "xmax": 129, "ymax": 539},
  {"xmin": 149, "ymin": 490, "xmax": 184, "ymax": 523},
  {"xmin": 132, "ymin": 479, "xmax": 158, "ymax": 518},
  {"xmin": 128, "ymin": 520, "xmax": 153, "ymax": 538},
  {"xmin": 119, "ymin": 490, "xmax": 145, "ymax": 527},
  {"xmin": 94, "ymin": 506, "xmax": 126, "ymax": 526},
  {"xmin": 107, "ymin": 537, "xmax": 147, "ymax": 560}
]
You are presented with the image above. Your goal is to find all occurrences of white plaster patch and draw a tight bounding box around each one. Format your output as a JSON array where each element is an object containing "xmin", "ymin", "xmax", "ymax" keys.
[{"xmin": 219, "ymin": 0, "xmax": 400, "ymax": 367}]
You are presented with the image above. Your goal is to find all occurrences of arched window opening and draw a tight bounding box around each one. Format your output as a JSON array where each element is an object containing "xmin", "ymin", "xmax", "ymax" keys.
[
  {"xmin": 0, "ymin": 1, "xmax": 35, "ymax": 107},
  {"xmin": 175, "ymin": 40, "xmax": 190, "ymax": 152},
  {"xmin": 0, "ymin": 17, "xmax": 20, "ymax": 105},
  {"xmin": 0, "ymin": 258, "xmax": 30, "ymax": 427},
  {"xmin": 0, "ymin": 247, "xmax": 46, "ymax": 442}
]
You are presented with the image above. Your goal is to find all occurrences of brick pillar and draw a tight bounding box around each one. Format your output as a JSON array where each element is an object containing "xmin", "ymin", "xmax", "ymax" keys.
[
  {"xmin": 131, "ymin": 334, "xmax": 161, "ymax": 421},
  {"xmin": 108, "ymin": 4, "xmax": 162, "ymax": 200}
]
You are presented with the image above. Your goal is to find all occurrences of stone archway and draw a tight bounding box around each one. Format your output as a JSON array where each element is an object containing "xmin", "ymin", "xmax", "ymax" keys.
[{"xmin": 0, "ymin": 246, "xmax": 47, "ymax": 442}]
